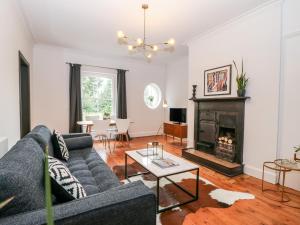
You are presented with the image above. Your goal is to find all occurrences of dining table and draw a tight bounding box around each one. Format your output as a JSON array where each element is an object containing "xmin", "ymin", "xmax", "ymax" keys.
[{"xmin": 77, "ymin": 120, "xmax": 118, "ymax": 133}]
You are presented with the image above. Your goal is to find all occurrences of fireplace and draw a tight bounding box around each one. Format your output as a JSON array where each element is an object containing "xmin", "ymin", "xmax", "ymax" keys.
[{"xmin": 183, "ymin": 97, "xmax": 249, "ymax": 176}]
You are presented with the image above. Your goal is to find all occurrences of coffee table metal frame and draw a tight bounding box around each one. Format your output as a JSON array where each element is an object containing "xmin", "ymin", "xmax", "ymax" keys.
[{"xmin": 125, "ymin": 153, "xmax": 199, "ymax": 213}]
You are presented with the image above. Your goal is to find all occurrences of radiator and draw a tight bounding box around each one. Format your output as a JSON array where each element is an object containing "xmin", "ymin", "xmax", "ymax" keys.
[{"xmin": 0, "ymin": 137, "xmax": 8, "ymax": 159}]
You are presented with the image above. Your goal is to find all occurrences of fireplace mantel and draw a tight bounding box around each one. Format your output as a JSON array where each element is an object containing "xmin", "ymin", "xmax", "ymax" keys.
[{"xmin": 189, "ymin": 96, "xmax": 250, "ymax": 102}]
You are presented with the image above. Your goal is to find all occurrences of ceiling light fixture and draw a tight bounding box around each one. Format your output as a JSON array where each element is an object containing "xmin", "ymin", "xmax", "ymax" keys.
[{"xmin": 117, "ymin": 4, "xmax": 175, "ymax": 61}]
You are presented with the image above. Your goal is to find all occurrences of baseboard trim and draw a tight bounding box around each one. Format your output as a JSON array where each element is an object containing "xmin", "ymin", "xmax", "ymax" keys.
[{"xmin": 244, "ymin": 164, "xmax": 276, "ymax": 184}]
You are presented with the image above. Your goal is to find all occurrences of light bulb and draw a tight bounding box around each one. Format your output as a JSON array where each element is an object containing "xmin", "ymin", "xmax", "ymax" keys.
[
  {"xmin": 137, "ymin": 38, "xmax": 143, "ymax": 45},
  {"xmin": 167, "ymin": 38, "xmax": 175, "ymax": 46},
  {"xmin": 128, "ymin": 45, "xmax": 134, "ymax": 51},
  {"xmin": 153, "ymin": 45, "xmax": 158, "ymax": 51},
  {"xmin": 117, "ymin": 31, "xmax": 125, "ymax": 39},
  {"xmin": 162, "ymin": 100, "xmax": 168, "ymax": 108},
  {"xmin": 147, "ymin": 53, "xmax": 152, "ymax": 59}
]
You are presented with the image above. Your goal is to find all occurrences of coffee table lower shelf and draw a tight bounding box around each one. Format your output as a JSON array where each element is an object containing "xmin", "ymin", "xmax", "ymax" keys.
[{"xmin": 125, "ymin": 154, "xmax": 199, "ymax": 213}]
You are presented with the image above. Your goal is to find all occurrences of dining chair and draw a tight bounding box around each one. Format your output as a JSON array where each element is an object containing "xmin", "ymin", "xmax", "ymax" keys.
[
  {"xmin": 93, "ymin": 119, "xmax": 111, "ymax": 148},
  {"xmin": 112, "ymin": 119, "xmax": 130, "ymax": 150},
  {"xmin": 85, "ymin": 115, "xmax": 100, "ymax": 134}
]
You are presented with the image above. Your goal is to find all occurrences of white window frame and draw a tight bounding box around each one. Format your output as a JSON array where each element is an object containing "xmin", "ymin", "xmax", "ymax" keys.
[{"xmin": 81, "ymin": 70, "xmax": 117, "ymax": 118}]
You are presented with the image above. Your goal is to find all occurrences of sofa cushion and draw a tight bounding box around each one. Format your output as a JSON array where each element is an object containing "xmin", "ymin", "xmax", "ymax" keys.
[
  {"xmin": 0, "ymin": 138, "xmax": 45, "ymax": 218},
  {"xmin": 24, "ymin": 125, "xmax": 55, "ymax": 156},
  {"xmin": 52, "ymin": 131, "xmax": 69, "ymax": 161},
  {"xmin": 48, "ymin": 156, "xmax": 86, "ymax": 202},
  {"xmin": 67, "ymin": 148, "xmax": 120, "ymax": 195}
]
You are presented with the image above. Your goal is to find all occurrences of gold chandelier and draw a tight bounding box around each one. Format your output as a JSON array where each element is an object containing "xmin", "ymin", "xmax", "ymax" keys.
[{"xmin": 117, "ymin": 4, "xmax": 175, "ymax": 60}]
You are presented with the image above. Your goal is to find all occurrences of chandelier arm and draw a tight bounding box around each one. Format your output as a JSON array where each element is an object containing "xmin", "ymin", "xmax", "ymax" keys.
[
  {"xmin": 147, "ymin": 42, "xmax": 169, "ymax": 46},
  {"xmin": 117, "ymin": 3, "xmax": 175, "ymax": 60}
]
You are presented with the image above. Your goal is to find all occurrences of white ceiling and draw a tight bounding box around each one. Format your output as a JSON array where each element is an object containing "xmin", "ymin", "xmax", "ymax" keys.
[{"xmin": 18, "ymin": 0, "xmax": 270, "ymax": 63}]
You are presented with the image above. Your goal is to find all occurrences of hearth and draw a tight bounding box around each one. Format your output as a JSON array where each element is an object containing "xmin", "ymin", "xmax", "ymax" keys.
[{"xmin": 183, "ymin": 97, "xmax": 249, "ymax": 176}]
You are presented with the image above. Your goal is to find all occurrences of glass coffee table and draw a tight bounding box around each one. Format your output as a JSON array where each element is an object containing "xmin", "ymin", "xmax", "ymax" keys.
[{"xmin": 125, "ymin": 149, "xmax": 199, "ymax": 213}]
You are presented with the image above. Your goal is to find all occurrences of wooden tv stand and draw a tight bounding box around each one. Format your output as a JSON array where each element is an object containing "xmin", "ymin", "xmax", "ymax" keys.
[{"xmin": 163, "ymin": 122, "xmax": 187, "ymax": 145}]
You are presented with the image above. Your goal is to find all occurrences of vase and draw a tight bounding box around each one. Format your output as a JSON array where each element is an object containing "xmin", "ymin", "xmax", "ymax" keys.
[{"xmin": 237, "ymin": 89, "xmax": 246, "ymax": 97}]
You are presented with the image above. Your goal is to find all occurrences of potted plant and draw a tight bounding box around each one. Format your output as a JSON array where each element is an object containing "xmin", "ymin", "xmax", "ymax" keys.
[
  {"xmin": 233, "ymin": 59, "xmax": 249, "ymax": 97},
  {"xmin": 148, "ymin": 95, "xmax": 154, "ymax": 106}
]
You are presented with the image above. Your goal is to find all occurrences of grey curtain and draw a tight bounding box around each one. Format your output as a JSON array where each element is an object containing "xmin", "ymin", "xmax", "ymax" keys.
[
  {"xmin": 117, "ymin": 69, "xmax": 127, "ymax": 119},
  {"xmin": 69, "ymin": 64, "xmax": 82, "ymax": 133}
]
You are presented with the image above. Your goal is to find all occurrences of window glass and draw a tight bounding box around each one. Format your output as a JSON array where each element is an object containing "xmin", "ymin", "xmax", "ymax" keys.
[
  {"xmin": 81, "ymin": 72, "xmax": 115, "ymax": 120},
  {"xmin": 144, "ymin": 83, "xmax": 162, "ymax": 109}
]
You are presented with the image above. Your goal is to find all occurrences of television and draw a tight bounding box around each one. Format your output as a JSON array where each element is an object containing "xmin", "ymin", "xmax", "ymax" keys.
[{"xmin": 169, "ymin": 108, "xmax": 187, "ymax": 124}]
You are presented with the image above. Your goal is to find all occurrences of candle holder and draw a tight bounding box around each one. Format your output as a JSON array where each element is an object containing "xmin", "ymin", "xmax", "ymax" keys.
[
  {"xmin": 189, "ymin": 85, "xmax": 197, "ymax": 100},
  {"xmin": 147, "ymin": 142, "xmax": 164, "ymax": 160}
]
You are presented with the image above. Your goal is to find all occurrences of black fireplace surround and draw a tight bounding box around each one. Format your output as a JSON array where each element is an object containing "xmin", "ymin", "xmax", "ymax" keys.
[{"xmin": 186, "ymin": 97, "xmax": 249, "ymax": 176}]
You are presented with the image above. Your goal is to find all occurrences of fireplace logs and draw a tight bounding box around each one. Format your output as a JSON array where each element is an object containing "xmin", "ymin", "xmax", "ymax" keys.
[{"xmin": 216, "ymin": 136, "xmax": 236, "ymax": 162}]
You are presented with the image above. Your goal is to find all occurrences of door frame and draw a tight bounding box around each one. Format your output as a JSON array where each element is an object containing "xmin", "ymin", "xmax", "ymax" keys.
[{"xmin": 19, "ymin": 51, "xmax": 31, "ymax": 138}]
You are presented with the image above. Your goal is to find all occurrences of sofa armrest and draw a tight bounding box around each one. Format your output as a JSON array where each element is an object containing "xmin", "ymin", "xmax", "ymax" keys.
[
  {"xmin": 0, "ymin": 181, "xmax": 156, "ymax": 225},
  {"xmin": 63, "ymin": 135, "xmax": 93, "ymax": 150},
  {"xmin": 62, "ymin": 133, "xmax": 90, "ymax": 139}
]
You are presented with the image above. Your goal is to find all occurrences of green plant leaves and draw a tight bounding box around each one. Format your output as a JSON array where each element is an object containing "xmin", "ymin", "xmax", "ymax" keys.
[
  {"xmin": 0, "ymin": 197, "xmax": 14, "ymax": 210},
  {"xmin": 233, "ymin": 59, "xmax": 249, "ymax": 90}
]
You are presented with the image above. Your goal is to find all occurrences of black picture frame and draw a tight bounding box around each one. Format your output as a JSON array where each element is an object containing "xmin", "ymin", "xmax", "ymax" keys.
[{"xmin": 204, "ymin": 65, "xmax": 232, "ymax": 96}]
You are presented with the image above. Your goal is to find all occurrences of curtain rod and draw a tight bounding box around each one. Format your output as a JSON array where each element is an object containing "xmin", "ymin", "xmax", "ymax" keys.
[{"xmin": 65, "ymin": 62, "xmax": 129, "ymax": 72}]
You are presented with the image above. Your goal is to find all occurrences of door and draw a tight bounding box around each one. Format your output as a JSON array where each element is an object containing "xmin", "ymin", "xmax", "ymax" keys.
[{"xmin": 19, "ymin": 51, "xmax": 31, "ymax": 138}]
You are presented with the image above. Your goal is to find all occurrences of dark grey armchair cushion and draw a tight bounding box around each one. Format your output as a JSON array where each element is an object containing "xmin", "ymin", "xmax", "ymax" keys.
[{"xmin": 0, "ymin": 138, "xmax": 45, "ymax": 218}]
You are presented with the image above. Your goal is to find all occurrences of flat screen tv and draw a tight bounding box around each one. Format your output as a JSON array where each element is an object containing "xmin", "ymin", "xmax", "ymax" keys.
[{"xmin": 169, "ymin": 108, "xmax": 187, "ymax": 124}]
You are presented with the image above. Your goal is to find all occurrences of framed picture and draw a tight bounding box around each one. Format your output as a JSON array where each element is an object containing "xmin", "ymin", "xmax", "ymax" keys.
[{"xmin": 204, "ymin": 65, "xmax": 232, "ymax": 96}]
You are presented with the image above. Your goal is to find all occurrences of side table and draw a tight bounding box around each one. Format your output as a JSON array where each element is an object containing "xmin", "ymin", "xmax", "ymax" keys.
[{"xmin": 262, "ymin": 159, "xmax": 300, "ymax": 208}]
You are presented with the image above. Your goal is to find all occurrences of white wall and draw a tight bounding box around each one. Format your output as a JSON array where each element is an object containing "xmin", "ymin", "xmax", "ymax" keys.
[
  {"xmin": 32, "ymin": 44, "xmax": 166, "ymax": 137},
  {"xmin": 0, "ymin": 0, "xmax": 34, "ymax": 148},
  {"xmin": 278, "ymin": 0, "xmax": 300, "ymax": 190},
  {"xmin": 165, "ymin": 56, "xmax": 189, "ymax": 118},
  {"xmin": 187, "ymin": 2, "xmax": 282, "ymax": 183}
]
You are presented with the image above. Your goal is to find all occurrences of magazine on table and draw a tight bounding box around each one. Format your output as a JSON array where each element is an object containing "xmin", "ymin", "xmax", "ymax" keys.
[{"xmin": 152, "ymin": 158, "xmax": 179, "ymax": 168}]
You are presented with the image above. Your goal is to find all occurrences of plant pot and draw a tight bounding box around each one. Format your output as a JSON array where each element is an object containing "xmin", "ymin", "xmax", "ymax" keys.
[{"xmin": 237, "ymin": 89, "xmax": 246, "ymax": 97}]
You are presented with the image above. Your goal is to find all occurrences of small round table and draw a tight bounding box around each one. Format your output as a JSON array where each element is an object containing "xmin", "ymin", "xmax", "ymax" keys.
[
  {"xmin": 262, "ymin": 159, "xmax": 300, "ymax": 208},
  {"xmin": 77, "ymin": 121, "xmax": 94, "ymax": 133}
]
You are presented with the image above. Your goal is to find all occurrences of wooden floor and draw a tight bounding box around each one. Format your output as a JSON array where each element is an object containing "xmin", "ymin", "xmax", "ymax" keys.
[{"xmin": 94, "ymin": 136, "xmax": 300, "ymax": 225}]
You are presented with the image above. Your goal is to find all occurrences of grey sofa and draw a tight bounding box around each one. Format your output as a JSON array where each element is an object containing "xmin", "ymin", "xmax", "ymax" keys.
[{"xmin": 0, "ymin": 125, "xmax": 156, "ymax": 225}]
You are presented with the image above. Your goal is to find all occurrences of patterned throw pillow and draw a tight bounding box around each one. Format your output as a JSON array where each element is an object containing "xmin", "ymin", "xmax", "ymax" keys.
[
  {"xmin": 48, "ymin": 156, "xmax": 87, "ymax": 202},
  {"xmin": 52, "ymin": 130, "xmax": 69, "ymax": 161}
]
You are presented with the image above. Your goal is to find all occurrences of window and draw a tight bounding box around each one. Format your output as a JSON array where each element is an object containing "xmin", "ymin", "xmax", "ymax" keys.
[
  {"xmin": 144, "ymin": 83, "xmax": 162, "ymax": 109},
  {"xmin": 81, "ymin": 72, "xmax": 116, "ymax": 120}
]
